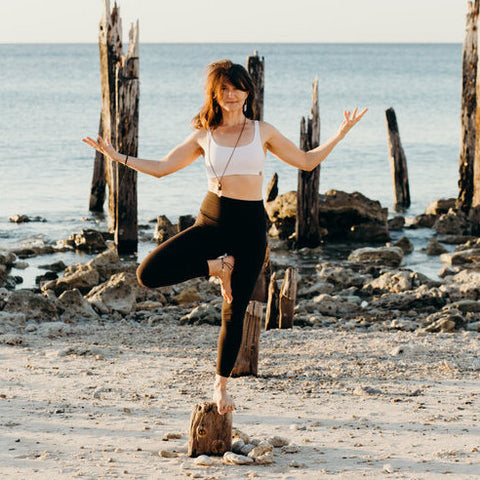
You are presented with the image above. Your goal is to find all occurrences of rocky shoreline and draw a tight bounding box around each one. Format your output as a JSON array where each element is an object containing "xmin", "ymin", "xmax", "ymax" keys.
[{"xmin": 2, "ymin": 192, "xmax": 480, "ymax": 339}]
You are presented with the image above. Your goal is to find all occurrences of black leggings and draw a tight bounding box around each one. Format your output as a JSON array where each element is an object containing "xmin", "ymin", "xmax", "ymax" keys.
[{"xmin": 137, "ymin": 191, "xmax": 267, "ymax": 377}]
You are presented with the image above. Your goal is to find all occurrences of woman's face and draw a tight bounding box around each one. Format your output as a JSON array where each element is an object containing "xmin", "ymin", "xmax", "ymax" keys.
[{"xmin": 216, "ymin": 81, "xmax": 248, "ymax": 114}]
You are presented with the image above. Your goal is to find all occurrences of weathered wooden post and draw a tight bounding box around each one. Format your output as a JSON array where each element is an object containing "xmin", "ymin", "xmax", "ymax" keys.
[
  {"xmin": 98, "ymin": 0, "xmax": 123, "ymax": 232},
  {"xmin": 459, "ymin": 0, "xmax": 479, "ymax": 214},
  {"xmin": 188, "ymin": 402, "xmax": 232, "ymax": 457},
  {"xmin": 231, "ymin": 301, "xmax": 263, "ymax": 377},
  {"xmin": 385, "ymin": 107, "xmax": 411, "ymax": 211},
  {"xmin": 97, "ymin": 0, "xmax": 139, "ymax": 254},
  {"xmin": 247, "ymin": 51, "xmax": 264, "ymax": 121},
  {"xmin": 114, "ymin": 21, "xmax": 139, "ymax": 254},
  {"xmin": 295, "ymin": 77, "xmax": 321, "ymax": 248},
  {"xmin": 89, "ymin": 114, "xmax": 106, "ymax": 212},
  {"xmin": 265, "ymin": 272, "xmax": 280, "ymax": 330},
  {"xmin": 279, "ymin": 267, "xmax": 298, "ymax": 329}
]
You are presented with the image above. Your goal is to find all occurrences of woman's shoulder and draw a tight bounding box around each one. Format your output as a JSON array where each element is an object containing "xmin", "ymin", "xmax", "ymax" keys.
[{"xmin": 258, "ymin": 120, "xmax": 279, "ymax": 141}]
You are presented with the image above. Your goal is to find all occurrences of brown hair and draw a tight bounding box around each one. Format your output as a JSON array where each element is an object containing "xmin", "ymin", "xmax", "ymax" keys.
[{"xmin": 192, "ymin": 60, "xmax": 256, "ymax": 130}]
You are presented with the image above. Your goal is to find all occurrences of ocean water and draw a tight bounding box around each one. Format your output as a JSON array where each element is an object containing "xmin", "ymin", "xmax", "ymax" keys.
[{"xmin": 0, "ymin": 43, "xmax": 463, "ymax": 282}]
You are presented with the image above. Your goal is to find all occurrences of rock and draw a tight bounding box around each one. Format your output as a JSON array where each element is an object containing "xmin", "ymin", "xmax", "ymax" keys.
[
  {"xmin": 348, "ymin": 246, "xmax": 404, "ymax": 267},
  {"xmin": 433, "ymin": 211, "xmax": 471, "ymax": 236},
  {"xmin": 240, "ymin": 444, "xmax": 255, "ymax": 456},
  {"xmin": 282, "ymin": 445, "xmax": 300, "ymax": 454},
  {"xmin": 194, "ymin": 455, "xmax": 213, "ymax": 466},
  {"xmin": 232, "ymin": 429, "xmax": 250, "ymax": 444},
  {"xmin": 223, "ymin": 451, "xmax": 254, "ymax": 465},
  {"xmin": 316, "ymin": 264, "xmax": 369, "ymax": 288},
  {"xmin": 312, "ymin": 294, "xmax": 339, "ymax": 315},
  {"xmin": 41, "ymin": 265, "xmax": 100, "ymax": 296},
  {"xmin": 0, "ymin": 311, "xmax": 27, "ymax": 324},
  {"xmin": 248, "ymin": 445, "xmax": 274, "ymax": 464},
  {"xmin": 318, "ymin": 190, "xmax": 389, "ymax": 242},
  {"xmin": 231, "ymin": 439, "xmax": 245, "ymax": 454},
  {"xmin": 172, "ymin": 287, "xmax": 201, "ymax": 305},
  {"xmin": 56, "ymin": 289, "xmax": 99, "ymax": 320},
  {"xmin": 8, "ymin": 214, "xmax": 45, "ymax": 223},
  {"xmin": 388, "ymin": 216, "xmax": 405, "ymax": 231},
  {"xmin": 410, "ymin": 213, "xmax": 437, "ymax": 229},
  {"xmin": 438, "ymin": 266, "xmax": 454, "ymax": 278},
  {"xmin": 370, "ymin": 285, "xmax": 446, "ymax": 311},
  {"xmin": 35, "ymin": 271, "xmax": 58, "ymax": 285},
  {"xmin": 437, "ymin": 234, "xmax": 476, "ymax": 244},
  {"xmin": 85, "ymin": 272, "xmax": 137, "ymax": 315},
  {"xmin": 442, "ymin": 270, "xmax": 480, "ymax": 301},
  {"xmin": 267, "ymin": 436, "xmax": 289, "ymax": 448},
  {"xmin": 179, "ymin": 302, "xmax": 221, "ymax": 326},
  {"xmin": 297, "ymin": 281, "xmax": 335, "ymax": 298},
  {"xmin": 264, "ymin": 191, "xmax": 297, "ymax": 239},
  {"xmin": 420, "ymin": 309, "xmax": 465, "ymax": 333},
  {"xmin": 154, "ymin": 215, "xmax": 177, "ymax": 244},
  {"xmin": 163, "ymin": 432, "xmax": 182, "ymax": 440},
  {"xmin": 158, "ymin": 450, "xmax": 178, "ymax": 458},
  {"xmin": 425, "ymin": 238, "xmax": 448, "ymax": 256},
  {"xmin": 65, "ymin": 229, "xmax": 108, "ymax": 252},
  {"xmin": 3, "ymin": 290, "xmax": 58, "ymax": 322},
  {"xmin": 0, "ymin": 334, "xmax": 25, "ymax": 346},
  {"xmin": 38, "ymin": 260, "xmax": 67, "ymax": 272},
  {"xmin": 392, "ymin": 236, "xmax": 414, "ymax": 254},
  {"xmin": 363, "ymin": 271, "xmax": 413, "ymax": 294},
  {"xmin": 354, "ymin": 385, "xmax": 383, "ymax": 396},
  {"xmin": 0, "ymin": 250, "xmax": 16, "ymax": 266},
  {"xmin": 446, "ymin": 299, "xmax": 480, "ymax": 313},
  {"xmin": 441, "ymin": 247, "xmax": 480, "ymax": 265},
  {"xmin": 36, "ymin": 321, "xmax": 72, "ymax": 337},
  {"xmin": 425, "ymin": 198, "xmax": 457, "ymax": 216}
]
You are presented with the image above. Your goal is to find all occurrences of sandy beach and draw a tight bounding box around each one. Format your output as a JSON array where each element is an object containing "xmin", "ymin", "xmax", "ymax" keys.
[{"xmin": 1, "ymin": 316, "xmax": 479, "ymax": 480}]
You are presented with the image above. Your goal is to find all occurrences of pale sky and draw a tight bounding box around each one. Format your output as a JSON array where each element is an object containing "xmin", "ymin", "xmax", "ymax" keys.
[{"xmin": 0, "ymin": 0, "xmax": 467, "ymax": 43}]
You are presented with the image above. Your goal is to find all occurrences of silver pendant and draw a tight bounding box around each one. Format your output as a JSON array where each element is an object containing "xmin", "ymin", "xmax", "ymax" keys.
[{"xmin": 217, "ymin": 182, "xmax": 222, "ymax": 197}]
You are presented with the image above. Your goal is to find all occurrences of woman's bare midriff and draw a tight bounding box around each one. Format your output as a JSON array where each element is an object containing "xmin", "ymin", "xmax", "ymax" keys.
[{"xmin": 207, "ymin": 174, "xmax": 263, "ymax": 201}]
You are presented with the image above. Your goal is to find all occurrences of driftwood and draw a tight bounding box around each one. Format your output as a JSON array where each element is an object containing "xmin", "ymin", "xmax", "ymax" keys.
[
  {"xmin": 231, "ymin": 301, "xmax": 263, "ymax": 377},
  {"xmin": 265, "ymin": 272, "xmax": 280, "ymax": 330},
  {"xmin": 114, "ymin": 21, "xmax": 139, "ymax": 254},
  {"xmin": 188, "ymin": 402, "xmax": 232, "ymax": 457},
  {"xmin": 385, "ymin": 107, "xmax": 411, "ymax": 211},
  {"xmin": 89, "ymin": 114, "xmax": 106, "ymax": 212},
  {"xmin": 295, "ymin": 77, "xmax": 321, "ymax": 248},
  {"xmin": 459, "ymin": 1, "xmax": 479, "ymax": 214},
  {"xmin": 247, "ymin": 51, "xmax": 264, "ymax": 121},
  {"xmin": 279, "ymin": 267, "xmax": 298, "ymax": 329},
  {"xmin": 250, "ymin": 249, "xmax": 271, "ymax": 303}
]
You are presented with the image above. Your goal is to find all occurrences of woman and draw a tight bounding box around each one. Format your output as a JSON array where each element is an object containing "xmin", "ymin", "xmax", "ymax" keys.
[{"xmin": 82, "ymin": 59, "xmax": 367, "ymax": 415}]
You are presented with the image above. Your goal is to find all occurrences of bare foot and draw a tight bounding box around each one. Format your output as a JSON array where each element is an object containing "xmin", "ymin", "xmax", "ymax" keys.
[
  {"xmin": 213, "ymin": 383, "xmax": 236, "ymax": 415},
  {"xmin": 208, "ymin": 255, "xmax": 235, "ymax": 304}
]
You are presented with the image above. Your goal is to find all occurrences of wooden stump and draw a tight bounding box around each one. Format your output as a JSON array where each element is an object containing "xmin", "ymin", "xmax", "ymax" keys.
[
  {"xmin": 296, "ymin": 77, "xmax": 321, "ymax": 248},
  {"xmin": 250, "ymin": 249, "xmax": 272, "ymax": 303},
  {"xmin": 265, "ymin": 272, "xmax": 279, "ymax": 330},
  {"xmin": 231, "ymin": 301, "xmax": 263, "ymax": 377},
  {"xmin": 279, "ymin": 267, "xmax": 298, "ymax": 329},
  {"xmin": 385, "ymin": 107, "xmax": 411, "ymax": 211},
  {"xmin": 458, "ymin": 0, "xmax": 479, "ymax": 214},
  {"xmin": 188, "ymin": 402, "xmax": 232, "ymax": 457}
]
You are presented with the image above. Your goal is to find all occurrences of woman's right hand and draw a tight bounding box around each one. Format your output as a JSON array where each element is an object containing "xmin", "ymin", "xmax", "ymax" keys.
[{"xmin": 82, "ymin": 135, "xmax": 119, "ymax": 162}]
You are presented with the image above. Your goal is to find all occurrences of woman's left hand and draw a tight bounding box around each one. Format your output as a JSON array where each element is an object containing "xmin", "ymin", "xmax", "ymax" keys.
[{"xmin": 338, "ymin": 107, "xmax": 368, "ymax": 137}]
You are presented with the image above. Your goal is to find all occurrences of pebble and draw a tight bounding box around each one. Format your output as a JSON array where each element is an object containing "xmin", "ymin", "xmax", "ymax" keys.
[
  {"xmin": 248, "ymin": 445, "xmax": 274, "ymax": 464},
  {"xmin": 163, "ymin": 432, "xmax": 182, "ymax": 440},
  {"xmin": 194, "ymin": 455, "xmax": 213, "ymax": 466},
  {"xmin": 282, "ymin": 445, "xmax": 300, "ymax": 454},
  {"xmin": 159, "ymin": 450, "xmax": 178, "ymax": 458},
  {"xmin": 382, "ymin": 463, "xmax": 394, "ymax": 473},
  {"xmin": 223, "ymin": 451, "xmax": 254, "ymax": 465},
  {"xmin": 267, "ymin": 435, "xmax": 289, "ymax": 447}
]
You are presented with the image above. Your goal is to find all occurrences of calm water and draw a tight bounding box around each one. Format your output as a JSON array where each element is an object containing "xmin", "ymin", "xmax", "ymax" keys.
[{"xmin": 0, "ymin": 43, "xmax": 462, "ymax": 274}]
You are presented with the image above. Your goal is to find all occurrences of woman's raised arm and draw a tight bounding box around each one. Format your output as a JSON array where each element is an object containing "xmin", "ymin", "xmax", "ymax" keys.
[
  {"xmin": 81, "ymin": 130, "xmax": 204, "ymax": 178},
  {"xmin": 264, "ymin": 108, "xmax": 368, "ymax": 171}
]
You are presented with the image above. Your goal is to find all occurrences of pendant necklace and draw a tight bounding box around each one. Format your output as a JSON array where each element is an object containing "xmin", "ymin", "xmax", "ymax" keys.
[{"xmin": 208, "ymin": 117, "xmax": 247, "ymax": 197}]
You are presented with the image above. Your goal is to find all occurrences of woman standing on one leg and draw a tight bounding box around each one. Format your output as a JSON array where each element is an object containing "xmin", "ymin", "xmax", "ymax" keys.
[{"xmin": 82, "ymin": 59, "xmax": 367, "ymax": 415}]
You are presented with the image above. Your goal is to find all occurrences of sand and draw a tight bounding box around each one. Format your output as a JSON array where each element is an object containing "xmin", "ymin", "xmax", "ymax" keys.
[{"xmin": 1, "ymin": 320, "xmax": 480, "ymax": 479}]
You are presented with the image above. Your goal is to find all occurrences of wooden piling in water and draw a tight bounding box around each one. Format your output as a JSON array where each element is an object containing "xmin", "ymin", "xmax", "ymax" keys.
[
  {"xmin": 247, "ymin": 51, "xmax": 264, "ymax": 121},
  {"xmin": 114, "ymin": 21, "xmax": 139, "ymax": 254},
  {"xmin": 89, "ymin": 114, "xmax": 106, "ymax": 212},
  {"xmin": 459, "ymin": 0, "xmax": 479, "ymax": 214},
  {"xmin": 295, "ymin": 77, "xmax": 321, "ymax": 248},
  {"xmin": 385, "ymin": 107, "xmax": 411, "ymax": 211},
  {"xmin": 98, "ymin": 0, "xmax": 139, "ymax": 254}
]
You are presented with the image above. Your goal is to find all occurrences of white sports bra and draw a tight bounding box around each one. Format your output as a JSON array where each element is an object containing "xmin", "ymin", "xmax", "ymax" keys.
[{"xmin": 205, "ymin": 120, "xmax": 266, "ymax": 179}]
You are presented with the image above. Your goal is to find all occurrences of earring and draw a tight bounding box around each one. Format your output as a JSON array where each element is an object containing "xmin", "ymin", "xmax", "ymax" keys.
[{"xmin": 243, "ymin": 101, "xmax": 248, "ymax": 114}]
